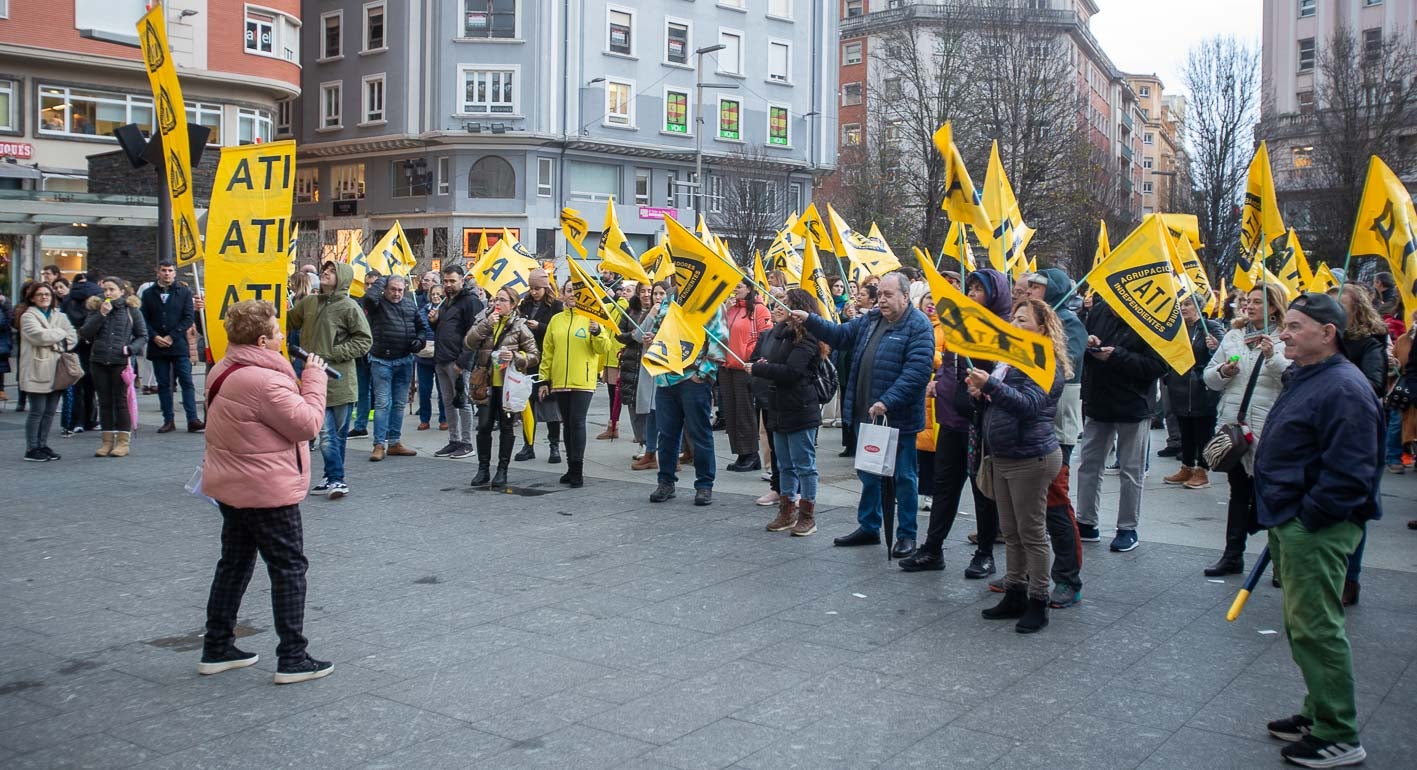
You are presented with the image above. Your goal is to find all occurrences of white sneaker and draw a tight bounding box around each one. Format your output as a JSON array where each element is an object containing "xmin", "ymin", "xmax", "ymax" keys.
[
  {"xmin": 310, "ymin": 481, "xmax": 333, "ymax": 495},
  {"xmin": 327, "ymin": 482, "xmax": 349, "ymax": 500},
  {"xmin": 756, "ymin": 490, "xmax": 780, "ymax": 506}
]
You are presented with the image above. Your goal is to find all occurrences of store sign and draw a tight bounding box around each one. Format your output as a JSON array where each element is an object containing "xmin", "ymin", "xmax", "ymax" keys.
[
  {"xmin": 638, "ymin": 206, "xmax": 677, "ymax": 220},
  {"xmin": 1, "ymin": 142, "xmax": 35, "ymax": 159},
  {"xmin": 333, "ymin": 200, "xmax": 359, "ymax": 216}
]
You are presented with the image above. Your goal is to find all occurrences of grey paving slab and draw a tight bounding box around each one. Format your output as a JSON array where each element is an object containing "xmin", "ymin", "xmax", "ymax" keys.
[
  {"xmin": 1137, "ymin": 726, "xmax": 1287, "ymax": 770},
  {"xmin": 642, "ymin": 718, "xmax": 784, "ymax": 770},
  {"xmin": 468, "ymin": 724, "xmax": 656, "ymax": 770}
]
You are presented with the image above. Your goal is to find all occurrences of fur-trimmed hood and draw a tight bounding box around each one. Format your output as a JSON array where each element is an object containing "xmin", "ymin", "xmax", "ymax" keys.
[{"xmin": 85, "ymin": 294, "xmax": 141, "ymax": 311}]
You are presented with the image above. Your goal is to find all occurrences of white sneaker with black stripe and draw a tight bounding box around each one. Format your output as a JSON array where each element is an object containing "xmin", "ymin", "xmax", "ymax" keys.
[{"xmin": 1279, "ymin": 735, "xmax": 1366, "ymax": 768}]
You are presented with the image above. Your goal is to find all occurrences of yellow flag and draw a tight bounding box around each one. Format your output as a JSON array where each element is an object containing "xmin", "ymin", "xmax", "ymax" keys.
[
  {"xmin": 138, "ymin": 5, "xmax": 203, "ymax": 266},
  {"xmin": 641, "ymin": 242, "xmax": 675, "ymax": 281},
  {"xmin": 1232, "ymin": 254, "xmax": 1261, "ymax": 293},
  {"xmin": 940, "ymin": 221, "xmax": 976, "ymax": 272},
  {"xmin": 643, "ymin": 302, "xmax": 708, "ymax": 377},
  {"xmin": 765, "ymin": 230, "xmax": 803, "ymax": 284},
  {"xmin": 596, "ymin": 199, "xmax": 651, "ymax": 283},
  {"xmin": 204, "ymin": 141, "xmax": 296, "ymax": 360},
  {"xmin": 1176, "ymin": 230, "xmax": 1217, "ymax": 314},
  {"xmin": 921, "ymin": 252, "xmax": 1058, "ymax": 391},
  {"xmin": 788, "ymin": 202, "xmax": 836, "ymax": 255},
  {"xmin": 1213, "ymin": 278, "xmax": 1229, "ymax": 318},
  {"xmin": 1159, "ymin": 214, "xmax": 1203, "ymax": 249},
  {"xmin": 753, "ymin": 250, "xmax": 769, "ymax": 289},
  {"xmin": 1274, "ymin": 228, "xmax": 1314, "ymax": 299},
  {"xmin": 366, "ymin": 221, "xmax": 416, "ymax": 277},
  {"xmin": 932, "ymin": 122, "xmax": 993, "ymax": 233},
  {"xmin": 982, "ymin": 141, "xmax": 1034, "ymax": 276},
  {"xmin": 561, "ymin": 207, "xmax": 589, "ymax": 258},
  {"xmin": 866, "ymin": 223, "xmax": 904, "ymax": 275},
  {"xmin": 664, "ymin": 214, "xmax": 743, "ymax": 322},
  {"xmin": 470, "ymin": 236, "xmax": 540, "ymax": 297},
  {"xmin": 347, "ymin": 237, "xmax": 371, "ymax": 298},
  {"xmin": 567, "ymin": 258, "xmax": 618, "ymax": 325},
  {"xmin": 1349, "ymin": 155, "xmax": 1417, "ymax": 316},
  {"xmin": 1241, "ymin": 141, "xmax": 1286, "ymax": 259},
  {"xmin": 1309, "ymin": 263, "xmax": 1339, "ymax": 293},
  {"xmin": 1089, "ymin": 215, "xmax": 1195, "ymax": 374},
  {"xmin": 696, "ymin": 214, "xmax": 714, "ymax": 245},
  {"xmin": 1093, "ymin": 221, "xmax": 1111, "ymax": 273},
  {"xmin": 800, "ymin": 237, "xmax": 839, "ymax": 323}
]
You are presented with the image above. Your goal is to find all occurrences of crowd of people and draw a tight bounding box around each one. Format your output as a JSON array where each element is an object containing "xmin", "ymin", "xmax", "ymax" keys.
[{"xmin": 5, "ymin": 254, "xmax": 1410, "ymax": 766}]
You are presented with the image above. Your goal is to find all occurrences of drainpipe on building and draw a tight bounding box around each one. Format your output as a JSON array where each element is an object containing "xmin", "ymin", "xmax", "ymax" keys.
[{"xmin": 558, "ymin": 0, "xmax": 570, "ymax": 267}]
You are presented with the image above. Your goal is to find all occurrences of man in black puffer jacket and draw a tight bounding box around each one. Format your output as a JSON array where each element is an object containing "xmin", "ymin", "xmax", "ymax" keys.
[
  {"xmin": 360, "ymin": 274, "xmax": 427, "ymax": 461},
  {"xmin": 429, "ymin": 266, "xmax": 485, "ymax": 459}
]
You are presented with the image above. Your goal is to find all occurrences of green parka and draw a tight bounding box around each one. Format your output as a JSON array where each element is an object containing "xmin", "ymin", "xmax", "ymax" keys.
[{"xmin": 288, "ymin": 261, "xmax": 372, "ymax": 405}]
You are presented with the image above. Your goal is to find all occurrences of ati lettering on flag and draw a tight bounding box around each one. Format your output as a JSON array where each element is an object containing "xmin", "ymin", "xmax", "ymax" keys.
[
  {"xmin": 471, "ymin": 236, "xmax": 540, "ymax": 297},
  {"xmin": 567, "ymin": 259, "xmax": 618, "ymax": 325},
  {"xmin": 1090, "ymin": 216, "xmax": 1194, "ymax": 374},
  {"xmin": 561, "ymin": 207, "xmax": 590, "ymax": 258},
  {"xmin": 664, "ymin": 215, "xmax": 740, "ymax": 321},
  {"xmin": 1349, "ymin": 155, "xmax": 1417, "ymax": 317},
  {"xmin": 1241, "ymin": 141, "xmax": 1286, "ymax": 259}
]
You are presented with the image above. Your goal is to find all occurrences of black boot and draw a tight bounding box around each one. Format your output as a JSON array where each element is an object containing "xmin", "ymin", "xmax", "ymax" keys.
[
  {"xmin": 491, "ymin": 464, "xmax": 508, "ymax": 488},
  {"xmin": 470, "ymin": 463, "xmax": 491, "ymax": 486},
  {"xmin": 1203, "ymin": 556, "xmax": 1244, "ymax": 577},
  {"xmin": 898, "ymin": 548, "xmax": 945, "ymax": 572},
  {"xmin": 982, "ymin": 587, "xmax": 1028, "ymax": 620},
  {"xmin": 561, "ymin": 460, "xmax": 584, "ymax": 488},
  {"xmin": 1015, "ymin": 596, "xmax": 1049, "ymax": 634},
  {"xmin": 548, "ymin": 442, "xmax": 562, "ymax": 464},
  {"xmin": 514, "ymin": 444, "xmax": 535, "ymax": 461}
]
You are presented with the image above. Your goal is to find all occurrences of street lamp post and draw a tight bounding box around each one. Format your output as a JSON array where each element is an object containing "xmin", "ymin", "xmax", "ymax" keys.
[{"xmin": 693, "ymin": 44, "xmax": 736, "ymax": 221}]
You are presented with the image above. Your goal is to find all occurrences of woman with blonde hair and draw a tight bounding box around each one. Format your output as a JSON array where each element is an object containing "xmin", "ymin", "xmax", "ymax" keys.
[
  {"xmin": 967, "ymin": 297, "xmax": 1069, "ymax": 633},
  {"xmin": 1201, "ymin": 282, "xmax": 1291, "ymax": 577}
]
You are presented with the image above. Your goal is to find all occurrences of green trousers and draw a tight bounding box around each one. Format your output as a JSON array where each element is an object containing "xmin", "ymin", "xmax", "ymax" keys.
[{"xmin": 1268, "ymin": 517, "xmax": 1364, "ymax": 744}]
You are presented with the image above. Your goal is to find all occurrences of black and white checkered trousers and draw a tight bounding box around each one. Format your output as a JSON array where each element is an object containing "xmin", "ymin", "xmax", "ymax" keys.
[{"xmin": 205, "ymin": 503, "xmax": 310, "ymax": 666}]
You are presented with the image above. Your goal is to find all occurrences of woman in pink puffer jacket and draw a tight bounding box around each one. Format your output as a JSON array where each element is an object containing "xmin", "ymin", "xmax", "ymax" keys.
[{"xmin": 198, "ymin": 300, "xmax": 335, "ymax": 685}]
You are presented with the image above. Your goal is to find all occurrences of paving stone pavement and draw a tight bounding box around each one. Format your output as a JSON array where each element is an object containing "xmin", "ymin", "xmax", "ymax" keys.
[{"xmin": 1, "ymin": 389, "xmax": 1415, "ymax": 769}]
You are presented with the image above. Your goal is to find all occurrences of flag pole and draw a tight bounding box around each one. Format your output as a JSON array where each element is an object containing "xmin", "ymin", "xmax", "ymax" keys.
[
  {"xmin": 703, "ymin": 327, "xmax": 748, "ymax": 367},
  {"xmin": 711, "ymin": 248, "xmax": 792, "ymax": 312}
]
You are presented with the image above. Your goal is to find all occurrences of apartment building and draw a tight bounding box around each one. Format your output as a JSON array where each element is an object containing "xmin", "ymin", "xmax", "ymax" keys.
[{"xmin": 1127, "ymin": 73, "xmax": 1191, "ymax": 217}]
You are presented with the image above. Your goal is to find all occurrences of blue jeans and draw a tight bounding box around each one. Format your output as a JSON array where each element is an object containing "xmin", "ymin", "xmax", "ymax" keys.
[
  {"xmin": 353, "ymin": 357, "xmax": 371, "ymax": 431},
  {"xmin": 153, "ymin": 356, "xmax": 198, "ymax": 423},
  {"xmin": 416, "ymin": 357, "xmax": 444, "ymax": 424},
  {"xmin": 644, "ymin": 409, "xmax": 658, "ymax": 454},
  {"xmin": 655, "ymin": 378, "xmax": 716, "ymax": 490},
  {"xmin": 856, "ymin": 431, "xmax": 919, "ymax": 539},
  {"xmin": 320, "ymin": 404, "xmax": 353, "ymax": 484},
  {"xmin": 1385, "ymin": 409, "xmax": 1403, "ymax": 465},
  {"xmin": 370, "ymin": 355, "xmax": 413, "ymax": 446},
  {"xmin": 773, "ymin": 427, "xmax": 819, "ymax": 502}
]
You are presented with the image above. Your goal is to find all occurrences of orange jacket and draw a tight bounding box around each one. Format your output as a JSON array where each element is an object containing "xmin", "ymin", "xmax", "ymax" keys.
[{"xmin": 723, "ymin": 299, "xmax": 772, "ymax": 371}]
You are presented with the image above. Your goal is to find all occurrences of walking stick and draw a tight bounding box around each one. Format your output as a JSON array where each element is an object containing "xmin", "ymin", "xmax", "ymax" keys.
[{"xmin": 1225, "ymin": 547, "xmax": 1272, "ymax": 622}]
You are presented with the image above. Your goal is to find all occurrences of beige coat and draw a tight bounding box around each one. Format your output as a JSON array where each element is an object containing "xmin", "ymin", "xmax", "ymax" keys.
[{"xmin": 18, "ymin": 308, "xmax": 78, "ymax": 393}]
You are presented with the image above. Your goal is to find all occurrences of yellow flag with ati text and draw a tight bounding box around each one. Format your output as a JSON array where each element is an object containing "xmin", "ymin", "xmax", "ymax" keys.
[
  {"xmin": 765, "ymin": 230, "xmax": 803, "ymax": 284},
  {"xmin": 1241, "ymin": 141, "xmax": 1286, "ymax": 259},
  {"xmin": 981, "ymin": 140, "xmax": 1034, "ymax": 276},
  {"xmin": 788, "ymin": 202, "xmax": 836, "ymax": 255},
  {"xmin": 1349, "ymin": 155, "xmax": 1417, "ymax": 317},
  {"xmin": 1274, "ymin": 228, "xmax": 1314, "ymax": 299},
  {"xmin": 596, "ymin": 199, "xmax": 651, "ymax": 283},
  {"xmin": 643, "ymin": 302, "xmax": 706, "ymax": 378},
  {"xmin": 567, "ymin": 258, "xmax": 618, "ymax": 325},
  {"xmin": 921, "ymin": 251, "xmax": 1058, "ymax": 391},
  {"xmin": 470, "ymin": 235, "xmax": 540, "ymax": 297},
  {"xmin": 366, "ymin": 221, "xmax": 416, "ymax": 277},
  {"xmin": 1089, "ymin": 215, "xmax": 1195, "ymax": 375},
  {"xmin": 561, "ymin": 207, "xmax": 589, "ymax": 258},
  {"xmin": 664, "ymin": 214, "xmax": 742, "ymax": 322},
  {"xmin": 138, "ymin": 5, "xmax": 203, "ymax": 266},
  {"xmin": 800, "ymin": 237, "xmax": 839, "ymax": 323},
  {"xmin": 932, "ymin": 122, "xmax": 993, "ymax": 233}
]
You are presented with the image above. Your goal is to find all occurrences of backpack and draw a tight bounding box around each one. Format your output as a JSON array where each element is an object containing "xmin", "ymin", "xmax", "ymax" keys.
[{"xmin": 812, "ymin": 354, "xmax": 838, "ymax": 404}]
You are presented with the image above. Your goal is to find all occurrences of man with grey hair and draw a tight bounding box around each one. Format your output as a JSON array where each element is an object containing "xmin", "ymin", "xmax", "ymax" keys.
[
  {"xmin": 794, "ymin": 271, "xmax": 936, "ymax": 557},
  {"xmin": 360, "ymin": 274, "xmax": 428, "ymax": 461}
]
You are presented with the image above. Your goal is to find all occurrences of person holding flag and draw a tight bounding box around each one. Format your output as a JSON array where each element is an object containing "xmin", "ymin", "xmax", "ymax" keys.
[
  {"xmin": 645, "ymin": 294, "xmax": 729, "ymax": 507},
  {"xmin": 793, "ymin": 272, "xmax": 935, "ymax": 556}
]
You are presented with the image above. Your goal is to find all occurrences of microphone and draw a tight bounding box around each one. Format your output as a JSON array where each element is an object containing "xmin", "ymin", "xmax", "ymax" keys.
[{"xmin": 290, "ymin": 345, "xmax": 343, "ymax": 379}]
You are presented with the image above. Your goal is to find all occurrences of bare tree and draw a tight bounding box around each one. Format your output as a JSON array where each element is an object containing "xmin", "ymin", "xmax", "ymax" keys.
[
  {"xmin": 825, "ymin": 108, "xmax": 915, "ymax": 256},
  {"xmin": 1183, "ymin": 35, "xmax": 1260, "ymax": 278},
  {"xmin": 1303, "ymin": 25, "xmax": 1417, "ymax": 264},
  {"xmin": 707, "ymin": 146, "xmax": 793, "ymax": 265}
]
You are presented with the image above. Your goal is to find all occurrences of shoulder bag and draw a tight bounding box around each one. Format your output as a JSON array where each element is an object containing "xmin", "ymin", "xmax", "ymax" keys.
[
  {"xmin": 52, "ymin": 339, "xmax": 85, "ymax": 392},
  {"xmin": 1202, "ymin": 357, "xmax": 1265, "ymax": 474}
]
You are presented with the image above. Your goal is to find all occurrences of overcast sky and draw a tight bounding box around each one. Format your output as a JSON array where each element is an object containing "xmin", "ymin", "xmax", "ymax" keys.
[{"xmin": 1091, "ymin": 0, "xmax": 1264, "ymax": 97}]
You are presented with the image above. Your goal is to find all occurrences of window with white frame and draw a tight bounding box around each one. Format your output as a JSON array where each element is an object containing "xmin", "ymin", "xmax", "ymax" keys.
[
  {"xmin": 463, "ymin": 0, "xmax": 517, "ymax": 39},
  {"xmin": 1298, "ymin": 90, "xmax": 1315, "ymax": 113},
  {"xmin": 1143, "ymin": 131, "xmax": 1154, "ymax": 145},
  {"xmin": 295, "ymin": 168, "xmax": 319, "ymax": 203},
  {"xmin": 362, "ymin": 74, "xmax": 386, "ymax": 123},
  {"xmin": 0, "ymin": 1, "xmax": 8, "ymax": 18},
  {"xmin": 1138, "ymin": 85, "xmax": 1150, "ymax": 97},
  {"xmin": 321, "ymin": 11, "xmax": 342, "ymax": 59},
  {"xmin": 537, "ymin": 157, "xmax": 553, "ymax": 197},
  {"xmin": 276, "ymin": 98, "xmax": 293, "ymax": 135},
  {"xmin": 843, "ymin": 41, "xmax": 862, "ymax": 65},
  {"xmin": 363, "ymin": 2, "xmax": 386, "ymax": 52},
  {"xmin": 567, "ymin": 161, "xmax": 620, "ymax": 202},
  {"xmin": 767, "ymin": 105, "xmax": 789, "ymax": 146},
  {"xmin": 788, "ymin": 182, "xmax": 803, "ymax": 214},
  {"xmin": 245, "ymin": 5, "xmax": 300, "ymax": 61},
  {"xmin": 1143, "ymin": 181, "xmax": 1154, "ymax": 195},
  {"xmin": 717, "ymin": 97, "xmax": 741, "ymax": 140},
  {"xmin": 1142, "ymin": 156, "xmax": 1154, "ymax": 170},
  {"xmin": 0, "ymin": 80, "xmax": 15, "ymax": 132},
  {"xmin": 768, "ymin": 41, "xmax": 790, "ymax": 83},
  {"xmin": 666, "ymin": 19, "xmax": 690, "ymax": 65},
  {"xmin": 635, "ymin": 169, "xmax": 651, "ymax": 205},
  {"xmin": 332, "ymin": 163, "xmax": 365, "ymax": 200},
  {"xmin": 842, "ymin": 123, "xmax": 861, "ymax": 146},
  {"xmin": 842, "ymin": 82, "xmax": 862, "ymax": 106},
  {"xmin": 1299, "ymin": 0, "xmax": 1315, "ymax": 18},
  {"xmin": 718, "ymin": 30, "xmax": 742, "ymax": 75},
  {"xmin": 607, "ymin": 7, "xmax": 633, "ymax": 56},
  {"xmin": 437, "ymin": 156, "xmax": 451, "ymax": 195},
  {"xmin": 748, "ymin": 179, "xmax": 777, "ymax": 214},
  {"xmin": 320, "ymin": 81, "xmax": 342, "ymax": 128},
  {"xmin": 706, "ymin": 174, "xmax": 723, "ymax": 214},
  {"xmin": 460, "ymin": 67, "xmax": 516, "ymax": 114},
  {"xmin": 187, "ymin": 102, "xmax": 223, "ymax": 144},
  {"xmin": 237, "ymin": 108, "xmax": 272, "ymax": 144},
  {"xmin": 605, "ymin": 80, "xmax": 634, "ymax": 127},
  {"xmin": 38, "ymin": 84, "xmax": 150, "ymax": 138},
  {"xmin": 768, "ymin": 0, "xmax": 791, "ymax": 19},
  {"xmin": 664, "ymin": 88, "xmax": 691, "ymax": 135}
]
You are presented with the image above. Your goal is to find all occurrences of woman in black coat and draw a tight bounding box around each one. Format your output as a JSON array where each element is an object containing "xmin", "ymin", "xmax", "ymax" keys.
[
  {"xmin": 1162, "ymin": 301, "xmax": 1224, "ymax": 489},
  {"xmin": 78, "ymin": 277, "xmax": 146, "ymax": 458},
  {"xmin": 748, "ymin": 288, "xmax": 824, "ymax": 538}
]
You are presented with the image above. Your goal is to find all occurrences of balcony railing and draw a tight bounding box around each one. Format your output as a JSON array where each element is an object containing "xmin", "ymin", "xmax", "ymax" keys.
[{"xmin": 841, "ymin": 4, "xmax": 1077, "ymax": 36}]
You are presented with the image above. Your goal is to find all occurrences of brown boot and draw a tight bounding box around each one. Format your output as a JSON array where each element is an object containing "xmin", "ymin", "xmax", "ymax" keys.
[
  {"xmin": 679, "ymin": 449, "xmax": 693, "ymax": 464},
  {"xmin": 1163, "ymin": 466, "xmax": 1194, "ymax": 485},
  {"xmin": 387, "ymin": 442, "xmax": 417, "ymax": 456},
  {"xmin": 110, "ymin": 432, "xmax": 131, "ymax": 457},
  {"xmin": 596, "ymin": 426, "xmax": 619, "ymax": 440},
  {"xmin": 767, "ymin": 498, "xmax": 797, "ymax": 532},
  {"xmin": 1183, "ymin": 468, "xmax": 1211, "ymax": 489},
  {"xmin": 790, "ymin": 500, "xmax": 817, "ymax": 536},
  {"xmin": 95, "ymin": 431, "xmax": 115, "ymax": 457},
  {"xmin": 370, "ymin": 444, "xmax": 386, "ymax": 462},
  {"xmin": 631, "ymin": 454, "xmax": 657, "ymax": 471}
]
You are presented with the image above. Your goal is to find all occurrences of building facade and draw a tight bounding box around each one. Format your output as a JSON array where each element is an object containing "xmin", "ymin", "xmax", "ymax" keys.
[
  {"xmin": 0, "ymin": 0, "xmax": 301, "ymax": 290},
  {"xmin": 1126, "ymin": 74, "xmax": 1191, "ymax": 217},
  {"xmin": 293, "ymin": 0, "xmax": 838, "ymax": 274}
]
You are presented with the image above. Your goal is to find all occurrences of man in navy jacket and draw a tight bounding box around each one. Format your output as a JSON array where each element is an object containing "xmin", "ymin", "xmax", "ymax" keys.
[
  {"xmin": 1254, "ymin": 293, "xmax": 1381, "ymax": 769},
  {"xmin": 797, "ymin": 272, "xmax": 935, "ymax": 557},
  {"xmin": 140, "ymin": 261, "xmax": 202, "ymax": 433}
]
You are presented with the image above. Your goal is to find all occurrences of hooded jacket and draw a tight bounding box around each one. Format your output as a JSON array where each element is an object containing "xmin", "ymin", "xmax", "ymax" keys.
[
  {"xmin": 79, "ymin": 294, "xmax": 146, "ymax": 366},
  {"xmin": 140, "ymin": 280, "xmax": 194, "ymax": 360},
  {"xmin": 203, "ymin": 344, "xmax": 327, "ymax": 509},
  {"xmin": 538, "ymin": 309, "xmax": 610, "ymax": 391},
  {"xmin": 935, "ymin": 269, "xmax": 1012, "ymax": 432},
  {"xmin": 1164, "ymin": 317, "xmax": 1224, "ymax": 418},
  {"xmin": 288, "ymin": 261, "xmax": 373, "ymax": 405},
  {"xmin": 805, "ymin": 302, "xmax": 935, "ymax": 435},
  {"xmin": 1037, "ymin": 268, "xmax": 1086, "ymax": 384},
  {"xmin": 1254, "ymin": 355, "xmax": 1383, "ymax": 530},
  {"xmin": 1080, "ymin": 302, "xmax": 1169, "ymax": 422},
  {"xmin": 432, "ymin": 282, "xmax": 485, "ymax": 368},
  {"xmin": 749, "ymin": 323, "xmax": 823, "ymax": 434},
  {"xmin": 361, "ymin": 276, "xmax": 427, "ymax": 360}
]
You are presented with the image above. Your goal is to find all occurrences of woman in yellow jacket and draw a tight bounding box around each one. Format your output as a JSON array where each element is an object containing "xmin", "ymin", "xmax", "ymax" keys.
[{"xmin": 537, "ymin": 306, "xmax": 610, "ymax": 487}]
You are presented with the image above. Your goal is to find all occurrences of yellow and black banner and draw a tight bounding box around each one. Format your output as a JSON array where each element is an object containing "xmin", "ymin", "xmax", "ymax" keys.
[
  {"xmin": 1350, "ymin": 155, "xmax": 1417, "ymax": 316},
  {"xmin": 1090, "ymin": 216, "xmax": 1194, "ymax": 375},
  {"xmin": 203, "ymin": 141, "xmax": 296, "ymax": 361},
  {"xmin": 470, "ymin": 230, "xmax": 541, "ymax": 297},
  {"xmin": 367, "ymin": 222, "xmax": 417, "ymax": 278},
  {"xmin": 567, "ymin": 258, "xmax": 618, "ymax": 325},
  {"xmin": 664, "ymin": 215, "xmax": 741, "ymax": 323},
  {"xmin": 643, "ymin": 302, "xmax": 706, "ymax": 378},
  {"xmin": 561, "ymin": 207, "xmax": 589, "ymax": 258},
  {"xmin": 138, "ymin": 5, "xmax": 203, "ymax": 266}
]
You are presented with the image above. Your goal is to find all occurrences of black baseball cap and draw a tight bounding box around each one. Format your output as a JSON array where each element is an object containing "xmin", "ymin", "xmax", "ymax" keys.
[{"xmin": 1289, "ymin": 292, "xmax": 1347, "ymax": 333}]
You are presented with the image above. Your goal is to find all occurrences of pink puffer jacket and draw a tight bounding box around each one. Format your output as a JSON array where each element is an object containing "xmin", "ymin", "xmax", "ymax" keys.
[{"xmin": 203, "ymin": 345, "xmax": 327, "ymax": 509}]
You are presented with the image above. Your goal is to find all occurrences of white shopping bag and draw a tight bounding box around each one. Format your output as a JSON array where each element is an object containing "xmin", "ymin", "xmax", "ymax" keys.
[
  {"xmin": 502, "ymin": 366, "xmax": 533, "ymax": 412},
  {"xmin": 854, "ymin": 417, "xmax": 899, "ymax": 477}
]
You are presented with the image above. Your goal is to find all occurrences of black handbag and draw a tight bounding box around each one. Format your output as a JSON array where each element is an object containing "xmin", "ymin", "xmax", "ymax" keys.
[{"xmin": 1202, "ymin": 358, "xmax": 1264, "ymax": 474}]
